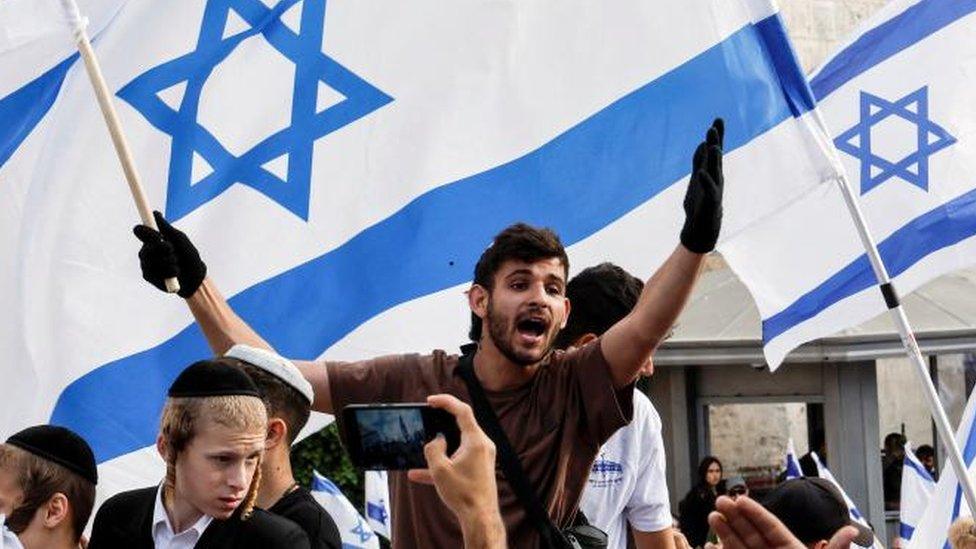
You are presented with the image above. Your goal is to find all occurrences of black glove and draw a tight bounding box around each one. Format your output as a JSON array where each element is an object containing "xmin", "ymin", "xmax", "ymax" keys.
[
  {"xmin": 132, "ymin": 211, "xmax": 206, "ymax": 298},
  {"xmin": 680, "ymin": 118, "xmax": 724, "ymax": 254}
]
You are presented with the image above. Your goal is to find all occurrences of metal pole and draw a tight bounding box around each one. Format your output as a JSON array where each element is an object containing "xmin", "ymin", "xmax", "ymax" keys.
[{"xmin": 831, "ymin": 166, "xmax": 976, "ymax": 517}]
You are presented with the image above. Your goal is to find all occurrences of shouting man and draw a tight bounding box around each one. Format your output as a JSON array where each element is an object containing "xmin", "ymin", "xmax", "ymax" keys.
[{"xmin": 133, "ymin": 119, "xmax": 725, "ymax": 547}]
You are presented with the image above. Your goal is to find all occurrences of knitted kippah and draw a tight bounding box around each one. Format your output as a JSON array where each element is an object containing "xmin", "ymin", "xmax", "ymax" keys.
[{"xmin": 224, "ymin": 345, "xmax": 314, "ymax": 404}]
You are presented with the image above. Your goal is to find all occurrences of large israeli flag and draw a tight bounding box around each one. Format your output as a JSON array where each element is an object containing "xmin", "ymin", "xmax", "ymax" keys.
[
  {"xmin": 899, "ymin": 441, "xmax": 936, "ymax": 544},
  {"xmin": 1, "ymin": 0, "xmax": 839, "ymax": 500},
  {"xmin": 909, "ymin": 390, "xmax": 976, "ymax": 549},
  {"xmin": 747, "ymin": 0, "xmax": 976, "ymax": 366}
]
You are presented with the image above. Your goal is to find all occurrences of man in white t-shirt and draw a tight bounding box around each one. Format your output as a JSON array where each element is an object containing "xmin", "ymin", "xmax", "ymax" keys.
[{"xmin": 555, "ymin": 263, "xmax": 674, "ymax": 549}]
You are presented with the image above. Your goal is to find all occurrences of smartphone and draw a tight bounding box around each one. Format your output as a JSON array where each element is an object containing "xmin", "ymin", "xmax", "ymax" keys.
[{"xmin": 342, "ymin": 403, "xmax": 462, "ymax": 470}]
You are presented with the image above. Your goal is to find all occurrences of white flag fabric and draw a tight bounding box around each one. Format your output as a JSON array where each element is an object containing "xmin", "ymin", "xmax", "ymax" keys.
[
  {"xmin": 364, "ymin": 470, "xmax": 391, "ymax": 540},
  {"xmin": 811, "ymin": 452, "xmax": 883, "ymax": 548},
  {"xmin": 309, "ymin": 471, "xmax": 380, "ymax": 549},
  {"xmin": 742, "ymin": 0, "xmax": 976, "ymax": 367},
  {"xmin": 784, "ymin": 438, "xmax": 803, "ymax": 480},
  {"xmin": 0, "ymin": 0, "xmax": 840, "ymax": 499},
  {"xmin": 908, "ymin": 389, "xmax": 976, "ymax": 549},
  {"xmin": 899, "ymin": 441, "xmax": 936, "ymax": 544}
]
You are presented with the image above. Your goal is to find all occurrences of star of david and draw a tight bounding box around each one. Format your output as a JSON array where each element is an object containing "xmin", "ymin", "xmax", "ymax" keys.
[
  {"xmin": 351, "ymin": 518, "xmax": 374, "ymax": 544},
  {"xmin": 118, "ymin": 0, "xmax": 392, "ymax": 221},
  {"xmin": 834, "ymin": 86, "xmax": 955, "ymax": 195}
]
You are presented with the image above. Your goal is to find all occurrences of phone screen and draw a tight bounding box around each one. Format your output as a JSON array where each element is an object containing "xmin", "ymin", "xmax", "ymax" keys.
[{"xmin": 343, "ymin": 404, "xmax": 460, "ymax": 470}]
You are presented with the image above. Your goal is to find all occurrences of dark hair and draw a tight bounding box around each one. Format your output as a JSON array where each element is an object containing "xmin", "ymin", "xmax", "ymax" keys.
[
  {"xmin": 0, "ymin": 444, "xmax": 95, "ymax": 542},
  {"xmin": 884, "ymin": 432, "xmax": 906, "ymax": 451},
  {"xmin": 240, "ymin": 363, "xmax": 311, "ymax": 446},
  {"xmin": 553, "ymin": 263, "xmax": 642, "ymax": 349},
  {"xmin": 697, "ymin": 456, "xmax": 723, "ymax": 487},
  {"xmin": 915, "ymin": 444, "xmax": 935, "ymax": 460},
  {"xmin": 468, "ymin": 223, "xmax": 569, "ymax": 341}
]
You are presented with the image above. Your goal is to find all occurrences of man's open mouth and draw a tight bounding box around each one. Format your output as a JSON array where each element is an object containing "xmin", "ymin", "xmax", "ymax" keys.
[{"xmin": 516, "ymin": 315, "xmax": 549, "ymax": 341}]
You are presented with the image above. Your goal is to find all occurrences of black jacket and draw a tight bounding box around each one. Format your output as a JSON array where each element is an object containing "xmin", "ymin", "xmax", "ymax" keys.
[
  {"xmin": 88, "ymin": 486, "xmax": 311, "ymax": 549},
  {"xmin": 678, "ymin": 485, "xmax": 716, "ymax": 547},
  {"xmin": 270, "ymin": 487, "xmax": 342, "ymax": 549}
]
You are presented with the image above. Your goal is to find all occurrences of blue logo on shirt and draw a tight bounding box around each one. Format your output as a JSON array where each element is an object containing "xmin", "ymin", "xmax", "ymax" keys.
[{"xmin": 589, "ymin": 455, "xmax": 624, "ymax": 488}]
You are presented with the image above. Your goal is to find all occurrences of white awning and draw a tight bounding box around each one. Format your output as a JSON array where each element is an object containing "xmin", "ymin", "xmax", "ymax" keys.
[{"xmin": 656, "ymin": 259, "xmax": 976, "ymax": 366}]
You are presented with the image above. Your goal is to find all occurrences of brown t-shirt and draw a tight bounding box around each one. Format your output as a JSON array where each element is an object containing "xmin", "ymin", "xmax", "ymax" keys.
[{"xmin": 326, "ymin": 340, "xmax": 633, "ymax": 548}]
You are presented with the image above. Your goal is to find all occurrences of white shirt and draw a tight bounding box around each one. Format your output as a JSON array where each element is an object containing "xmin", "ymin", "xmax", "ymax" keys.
[
  {"xmin": 580, "ymin": 391, "xmax": 671, "ymax": 549},
  {"xmin": 151, "ymin": 485, "xmax": 214, "ymax": 549},
  {"xmin": 0, "ymin": 515, "xmax": 24, "ymax": 549}
]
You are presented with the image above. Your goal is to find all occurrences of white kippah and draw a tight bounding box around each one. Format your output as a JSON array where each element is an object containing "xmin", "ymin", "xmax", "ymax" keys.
[{"xmin": 224, "ymin": 344, "xmax": 314, "ymax": 404}]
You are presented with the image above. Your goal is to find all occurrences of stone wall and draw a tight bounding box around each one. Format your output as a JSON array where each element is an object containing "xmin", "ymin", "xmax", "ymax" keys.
[
  {"xmin": 779, "ymin": 0, "xmax": 891, "ymax": 72},
  {"xmin": 708, "ymin": 402, "xmax": 808, "ymax": 482}
]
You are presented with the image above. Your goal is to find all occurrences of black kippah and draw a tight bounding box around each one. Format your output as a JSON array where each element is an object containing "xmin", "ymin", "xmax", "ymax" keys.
[
  {"xmin": 168, "ymin": 359, "xmax": 261, "ymax": 398},
  {"xmin": 6, "ymin": 425, "xmax": 98, "ymax": 485}
]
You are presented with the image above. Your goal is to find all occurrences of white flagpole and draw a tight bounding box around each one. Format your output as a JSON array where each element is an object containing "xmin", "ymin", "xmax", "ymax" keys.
[
  {"xmin": 807, "ymin": 107, "xmax": 976, "ymax": 518},
  {"xmin": 58, "ymin": 0, "xmax": 179, "ymax": 294}
]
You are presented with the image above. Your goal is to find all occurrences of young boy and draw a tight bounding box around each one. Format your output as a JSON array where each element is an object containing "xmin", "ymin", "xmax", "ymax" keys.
[
  {"xmin": 224, "ymin": 344, "xmax": 341, "ymax": 548},
  {"xmin": 0, "ymin": 425, "xmax": 97, "ymax": 549},
  {"xmin": 88, "ymin": 359, "xmax": 310, "ymax": 548}
]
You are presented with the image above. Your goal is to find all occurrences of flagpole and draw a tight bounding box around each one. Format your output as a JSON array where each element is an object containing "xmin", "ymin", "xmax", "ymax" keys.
[
  {"xmin": 806, "ymin": 108, "xmax": 976, "ymax": 517},
  {"xmin": 58, "ymin": 0, "xmax": 180, "ymax": 294}
]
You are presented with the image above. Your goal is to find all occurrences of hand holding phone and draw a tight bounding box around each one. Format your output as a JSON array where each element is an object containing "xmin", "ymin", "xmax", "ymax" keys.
[
  {"xmin": 408, "ymin": 395, "xmax": 505, "ymax": 548},
  {"xmin": 343, "ymin": 402, "xmax": 461, "ymax": 470}
]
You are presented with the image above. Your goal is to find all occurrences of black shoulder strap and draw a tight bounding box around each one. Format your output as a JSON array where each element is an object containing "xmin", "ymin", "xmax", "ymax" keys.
[{"xmin": 455, "ymin": 347, "xmax": 568, "ymax": 549}]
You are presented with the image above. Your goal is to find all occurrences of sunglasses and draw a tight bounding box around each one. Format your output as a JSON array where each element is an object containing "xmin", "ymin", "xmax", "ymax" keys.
[{"xmin": 728, "ymin": 486, "xmax": 747, "ymax": 497}]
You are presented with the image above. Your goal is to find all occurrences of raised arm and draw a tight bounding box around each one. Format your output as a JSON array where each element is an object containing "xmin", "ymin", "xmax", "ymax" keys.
[
  {"xmin": 133, "ymin": 212, "xmax": 335, "ymax": 413},
  {"xmin": 601, "ymin": 119, "xmax": 724, "ymax": 388}
]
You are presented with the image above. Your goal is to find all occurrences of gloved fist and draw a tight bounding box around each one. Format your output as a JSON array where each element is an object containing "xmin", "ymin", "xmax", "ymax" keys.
[
  {"xmin": 132, "ymin": 211, "xmax": 206, "ymax": 298},
  {"xmin": 680, "ymin": 118, "xmax": 724, "ymax": 254}
]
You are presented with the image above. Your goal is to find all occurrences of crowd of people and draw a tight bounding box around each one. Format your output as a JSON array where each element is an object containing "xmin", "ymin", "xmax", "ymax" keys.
[{"xmin": 0, "ymin": 118, "xmax": 972, "ymax": 549}]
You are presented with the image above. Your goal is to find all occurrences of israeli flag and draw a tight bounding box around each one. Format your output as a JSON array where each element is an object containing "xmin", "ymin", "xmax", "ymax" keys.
[
  {"xmin": 784, "ymin": 438, "xmax": 803, "ymax": 480},
  {"xmin": 908, "ymin": 389, "xmax": 976, "ymax": 549},
  {"xmin": 752, "ymin": 0, "xmax": 976, "ymax": 367},
  {"xmin": 1, "ymin": 0, "xmax": 840, "ymax": 500},
  {"xmin": 899, "ymin": 441, "xmax": 936, "ymax": 543},
  {"xmin": 309, "ymin": 471, "xmax": 379, "ymax": 549},
  {"xmin": 811, "ymin": 452, "xmax": 882, "ymax": 548},
  {"xmin": 364, "ymin": 470, "xmax": 391, "ymax": 540}
]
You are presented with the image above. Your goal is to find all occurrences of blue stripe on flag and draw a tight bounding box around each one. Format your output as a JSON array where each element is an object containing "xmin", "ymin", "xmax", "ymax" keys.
[
  {"xmin": 311, "ymin": 472, "xmax": 342, "ymax": 495},
  {"xmin": 811, "ymin": 0, "xmax": 976, "ymax": 100},
  {"xmin": 785, "ymin": 456, "xmax": 802, "ymax": 480},
  {"xmin": 50, "ymin": 15, "xmax": 814, "ymax": 463},
  {"xmin": 900, "ymin": 522, "xmax": 915, "ymax": 540},
  {"xmin": 763, "ymin": 185, "xmax": 976, "ymax": 345},
  {"xmin": 755, "ymin": 15, "xmax": 816, "ymax": 116},
  {"xmin": 0, "ymin": 55, "xmax": 78, "ymax": 168},
  {"xmin": 904, "ymin": 454, "xmax": 935, "ymax": 483}
]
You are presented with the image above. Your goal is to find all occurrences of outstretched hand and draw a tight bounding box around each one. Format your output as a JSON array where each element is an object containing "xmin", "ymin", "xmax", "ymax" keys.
[
  {"xmin": 132, "ymin": 211, "xmax": 206, "ymax": 298},
  {"xmin": 680, "ymin": 118, "xmax": 724, "ymax": 254},
  {"xmin": 708, "ymin": 495, "xmax": 857, "ymax": 549}
]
